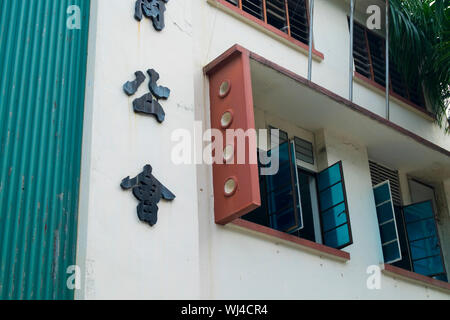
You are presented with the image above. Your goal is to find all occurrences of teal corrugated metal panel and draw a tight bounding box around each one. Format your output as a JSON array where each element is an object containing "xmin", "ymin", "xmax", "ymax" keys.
[{"xmin": 0, "ymin": 0, "xmax": 90, "ymax": 300}]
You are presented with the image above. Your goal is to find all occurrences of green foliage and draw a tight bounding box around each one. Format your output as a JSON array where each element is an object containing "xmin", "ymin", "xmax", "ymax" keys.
[{"xmin": 389, "ymin": 0, "xmax": 449, "ymax": 130}]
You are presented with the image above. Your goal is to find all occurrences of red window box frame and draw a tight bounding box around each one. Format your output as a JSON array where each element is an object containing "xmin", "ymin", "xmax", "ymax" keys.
[
  {"xmin": 204, "ymin": 44, "xmax": 450, "ymax": 265},
  {"xmin": 209, "ymin": 0, "xmax": 325, "ymax": 61},
  {"xmin": 204, "ymin": 45, "xmax": 349, "ymax": 262}
]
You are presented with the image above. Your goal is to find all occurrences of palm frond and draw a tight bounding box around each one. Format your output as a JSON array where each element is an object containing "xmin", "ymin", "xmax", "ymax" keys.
[{"xmin": 389, "ymin": 0, "xmax": 450, "ymax": 130}]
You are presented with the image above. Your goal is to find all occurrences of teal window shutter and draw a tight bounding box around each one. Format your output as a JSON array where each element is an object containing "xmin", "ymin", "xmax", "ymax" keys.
[
  {"xmin": 403, "ymin": 201, "xmax": 448, "ymax": 281},
  {"xmin": 242, "ymin": 150, "xmax": 271, "ymax": 227},
  {"xmin": 373, "ymin": 181, "xmax": 402, "ymax": 264},
  {"xmin": 290, "ymin": 140, "xmax": 303, "ymax": 231},
  {"xmin": 317, "ymin": 162, "xmax": 353, "ymax": 249},
  {"xmin": 265, "ymin": 141, "xmax": 303, "ymax": 233}
]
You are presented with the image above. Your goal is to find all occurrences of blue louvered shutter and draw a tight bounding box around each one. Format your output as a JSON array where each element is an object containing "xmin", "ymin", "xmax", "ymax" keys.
[
  {"xmin": 403, "ymin": 201, "xmax": 448, "ymax": 281},
  {"xmin": 373, "ymin": 181, "xmax": 402, "ymax": 264},
  {"xmin": 317, "ymin": 162, "xmax": 352, "ymax": 249}
]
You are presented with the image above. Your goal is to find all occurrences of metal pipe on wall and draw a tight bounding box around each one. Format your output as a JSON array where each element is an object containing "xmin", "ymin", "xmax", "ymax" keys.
[
  {"xmin": 349, "ymin": 0, "xmax": 355, "ymax": 101},
  {"xmin": 308, "ymin": 0, "xmax": 314, "ymax": 81},
  {"xmin": 385, "ymin": 0, "xmax": 390, "ymax": 120}
]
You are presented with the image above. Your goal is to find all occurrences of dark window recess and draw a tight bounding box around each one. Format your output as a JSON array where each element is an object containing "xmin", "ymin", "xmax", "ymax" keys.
[
  {"xmin": 349, "ymin": 21, "xmax": 426, "ymax": 109},
  {"xmin": 369, "ymin": 161, "xmax": 402, "ymax": 206},
  {"xmin": 294, "ymin": 136, "xmax": 314, "ymax": 165},
  {"xmin": 392, "ymin": 205, "xmax": 414, "ymax": 271},
  {"xmin": 224, "ymin": 0, "xmax": 310, "ymax": 45},
  {"xmin": 406, "ymin": 77, "xmax": 425, "ymax": 107},
  {"xmin": 367, "ymin": 31, "xmax": 386, "ymax": 87},
  {"xmin": 266, "ymin": 142, "xmax": 303, "ymax": 233},
  {"xmin": 242, "ymin": 152, "xmax": 271, "ymax": 228},
  {"xmin": 293, "ymin": 169, "xmax": 317, "ymax": 242},
  {"xmin": 352, "ymin": 23, "xmax": 372, "ymax": 78},
  {"xmin": 403, "ymin": 201, "xmax": 448, "ymax": 282},
  {"xmin": 226, "ymin": 0, "xmax": 239, "ymax": 6},
  {"xmin": 372, "ymin": 181, "xmax": 402, "ymax": 264},
  {"xmin": 242, "ymin": 0, "xmax": 264, "ymax": 20},
  {"xmin": 287, "ymin": 0, "xmax": 309, "ymax": 44},
  {"xmin": 389, "ymin": 54, "xmax": 423, "ymax": 107},
  {"xmin": 243, "ymin": 142, "xmax": 303, "ymax": 233},
  {"xmin": 389, "ymin": 59, "xmax": 407, "ymax": 98},
  {"xmin": 266, "ymin": 0, "xmax": 288, "ymax": 32}
]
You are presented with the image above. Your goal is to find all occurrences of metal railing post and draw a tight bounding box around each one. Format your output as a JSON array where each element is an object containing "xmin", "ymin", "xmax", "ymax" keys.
[
  {"xmin": 385, "ymin": 0, "xmax": 390, "ymax": 120},
  {"xmin": 308, "ymin": 0, "xmax": 314, "ymax": 81},
  {"xmin": 349, "ymin": 0, "xmax": 355, "ymax": 101}
]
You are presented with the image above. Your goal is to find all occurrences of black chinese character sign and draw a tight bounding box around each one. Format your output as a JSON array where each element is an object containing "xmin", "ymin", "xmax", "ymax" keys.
[
  {"xmin": 135, "ymin": 0, "xmax": 169, "ymax": 31},
  {"xmin": 121, "ymin": 165, "xmax": 176, "ymax": 226},
  {"xmin": 123, "ymin": 69, "xmax": 171, "ymax": 123},
  {"xmin": 123, "ymin": 71, "xmax": 145, "ymax": 96}
]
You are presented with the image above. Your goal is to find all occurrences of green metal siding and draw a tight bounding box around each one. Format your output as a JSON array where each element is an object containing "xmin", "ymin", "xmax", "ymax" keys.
[{"xmin": 0, "ymin": 0, "xmax": 90, "ymax": 300}]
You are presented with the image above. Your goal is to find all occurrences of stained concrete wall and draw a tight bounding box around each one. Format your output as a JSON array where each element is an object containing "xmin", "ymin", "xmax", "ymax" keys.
[{"xmin": 77, "ymin": 0, "xmax": 199, "ymax": 299}]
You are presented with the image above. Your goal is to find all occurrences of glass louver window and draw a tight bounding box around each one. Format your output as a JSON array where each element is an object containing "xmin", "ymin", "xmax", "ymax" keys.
[
  {"xmin": 294, "ymin": 136, "xmax": 314, "ymax": 165},
  {"xmin": 403, "ymin": 201, "xmax": 448, "ymax": 282},
  {"xmin": 350, "ymin": 21, "xmax": 426, "ymax": 108},
  {"xmin": 373, "ymin": 181, "xmax": 402, "ymax": 264}
]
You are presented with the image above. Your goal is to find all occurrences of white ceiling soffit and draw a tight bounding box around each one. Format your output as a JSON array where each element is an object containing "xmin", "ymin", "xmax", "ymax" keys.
[{"xmin": 249, "ymin": 58, "xmax": 450, "ymax": 182}]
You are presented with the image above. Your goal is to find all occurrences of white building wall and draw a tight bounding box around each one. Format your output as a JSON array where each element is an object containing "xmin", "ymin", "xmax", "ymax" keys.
[
  {"xmin": 77, "ymin": 0, "xmax": 200, "ymax": 299},
  {"xmin": 76, "ymin": 0, "xmax": 450, "ymax": 299}
]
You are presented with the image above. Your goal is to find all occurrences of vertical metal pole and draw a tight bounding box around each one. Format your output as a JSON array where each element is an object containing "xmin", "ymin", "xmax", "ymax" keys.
[
  {"xmin": 385, "ymin": 0, "xmax": 390, "ymax": 120},
  {"xmin": 308, "ymin": 0, "xmax": 314, "ymax": 81},
  {"xmin": 349, "ymin": 0, "xmax": 355, "ymax": 101}
]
